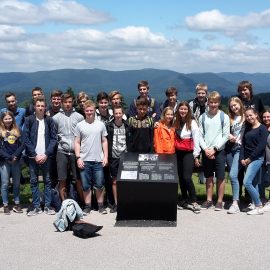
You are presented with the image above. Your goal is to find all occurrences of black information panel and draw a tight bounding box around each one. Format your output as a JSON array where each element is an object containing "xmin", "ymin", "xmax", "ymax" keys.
[{"xmin": 116, "ymin": 152, "xmax": 178, "ymax": 222}]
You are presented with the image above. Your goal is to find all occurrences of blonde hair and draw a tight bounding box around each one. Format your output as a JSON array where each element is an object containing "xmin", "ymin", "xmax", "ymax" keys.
[
  {"xmin": 228, "ymin": 96, "xmax": 245, "ymax": 124},
  {"xmin": 0, "ymin": 111, "xmax": 20, "ymax": 138},
  {"xmin": 208, "ymin": 91, "xmax": 221, "ymax": 103},
  {"xmin": 84, "ymin": 100, "xmax": 96, "ymax": 109},
  {"xmin": 160, "ymin": 107, "xmax": 174, "ymax": 126},
  {"xmin": 196, "ymin": 83, "xmax": 208, "ymax": 93}
]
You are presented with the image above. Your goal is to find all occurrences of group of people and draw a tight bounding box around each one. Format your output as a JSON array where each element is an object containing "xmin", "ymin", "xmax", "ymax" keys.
[{"xmin": 0, "ymin": 80, "xmax": 269, "ymax": 217}]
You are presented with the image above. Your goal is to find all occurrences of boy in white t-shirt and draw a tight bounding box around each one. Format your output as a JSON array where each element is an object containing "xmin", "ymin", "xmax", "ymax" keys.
[
  {"xmin": 74, "ymin": 100, "xmax": 108, "ymax": 215},
  {"xmin": 23, "ymin": 97, "xmax": 57, "ymax": 216}
]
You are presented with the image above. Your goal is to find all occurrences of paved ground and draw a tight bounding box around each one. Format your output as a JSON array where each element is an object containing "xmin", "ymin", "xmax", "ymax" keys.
[{"xmin": 0, "ymin": 206, "xmax": 270, "ymax": 270}]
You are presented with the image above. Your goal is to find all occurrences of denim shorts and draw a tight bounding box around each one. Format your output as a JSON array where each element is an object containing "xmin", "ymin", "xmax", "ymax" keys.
[{"xmin": 80, "ymin": 161, "xmax": 104, "ymax": 191}]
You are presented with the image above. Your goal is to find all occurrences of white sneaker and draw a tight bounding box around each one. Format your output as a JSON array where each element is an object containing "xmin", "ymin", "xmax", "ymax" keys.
[
  {"xmin": 227, "ymin": 204, "xmax": 240, "ymax": 214},
  {"xmin": 263, "ymin": 201, "xmax": 270, "ymax": 212},
  {"xmin": 247, "ymin": 207, "xmax": 264, "ymax": 215}
]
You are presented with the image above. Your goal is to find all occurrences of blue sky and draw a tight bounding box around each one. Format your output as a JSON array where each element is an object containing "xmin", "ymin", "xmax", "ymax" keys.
[{"xmin": 1, "ymin": 0, "xmax": 270, "ymax": 73}]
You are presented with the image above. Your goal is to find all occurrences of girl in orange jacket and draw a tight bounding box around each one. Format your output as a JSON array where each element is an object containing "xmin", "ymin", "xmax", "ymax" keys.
[{"xmin": 154, "ymin": 107, "xmax": 175, "ymax": 154}]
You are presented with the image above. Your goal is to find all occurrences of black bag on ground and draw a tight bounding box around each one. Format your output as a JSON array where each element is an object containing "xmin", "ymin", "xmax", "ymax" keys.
[{"xmin": 72, "ymin": 222, "xmax": 103, "ymax": 239}]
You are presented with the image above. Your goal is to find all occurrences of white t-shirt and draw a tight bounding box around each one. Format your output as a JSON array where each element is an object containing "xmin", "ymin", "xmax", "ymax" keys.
[{"xmin": 35, "ymin": 118, "xmax": 45, "ymax": 155}]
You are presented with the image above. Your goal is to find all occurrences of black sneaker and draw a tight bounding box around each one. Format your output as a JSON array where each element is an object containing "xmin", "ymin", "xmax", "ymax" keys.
[
  {"xmin": 98, "ymin": 206, "xmax": 107, "ymax": 215},
  {"xmin": 201, "ymin": 200, "xmax": 213, "ymax": 210},
  {"xmin": 110, "ymin": 204, "xmax": 117, "ymax": 213},
  {"xmin": 13, "ymin": 204, "xmax": 23, "ymax": 213},
  {"xmin": 27, "ymin": 207, "xmax": 42, "ymax": 216},
  {"xmin": 83, "ymin": 206, "xmax": 91, "ymax": 216},
  {"xmin": 214, "ymin": 202, "xmax": 224, "ymax": 211},
  {"xmin": 4, "ymin": 205, "xmax": 10, "ymax": 215},
  {"xmin": 177, "ymin": 200, "xmax": 189, "ymax": 210},
  {"xmin": 44, "ymin": 206, "xmax": 56, "ymax": 215},
  {"xmin": 189, "ymin": 202, "xmax": 201, "ymax": 214}
]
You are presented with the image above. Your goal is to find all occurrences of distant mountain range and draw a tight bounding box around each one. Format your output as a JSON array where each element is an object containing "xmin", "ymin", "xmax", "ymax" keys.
[{"xmin": 0, "ymin": 68, "xmax": 269, "ymax": 107}]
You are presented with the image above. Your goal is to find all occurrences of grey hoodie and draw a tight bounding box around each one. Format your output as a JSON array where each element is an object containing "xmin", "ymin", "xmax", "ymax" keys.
[{"xmin": 53, "ymin": 108, "xmax": 84, "ymax": 155}]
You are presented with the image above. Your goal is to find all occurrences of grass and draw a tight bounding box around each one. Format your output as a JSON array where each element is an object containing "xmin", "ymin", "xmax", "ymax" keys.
[{"xmin": 9, "ymin": 172, "xmax": 269, "ymax": 206}]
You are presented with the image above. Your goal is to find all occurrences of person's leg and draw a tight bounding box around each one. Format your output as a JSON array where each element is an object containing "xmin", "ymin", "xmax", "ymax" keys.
[
  {"xmin": 243, "ymin": 159, "xmax": 264, "ymax": 207},
  {"xmin": 202, "ymin": 152, "xmax": 214, "ymax": 207},
  {"xmin": 229, "ymin": 150, "xmax": 240, "ymax": 202},
  {"xmin": 70, "ymin": 155, "xmax": 84, "ymax": 204},
  {"xmin": 176, "ymin": 150, "xmax": 188, "ymax": 201},
  {"xmin": 56, "ymin": 152, "xmax": 68, "ymax": 201},
  {"xmin": 0, "ymin": 162, "xmax": 10, "ymax": 206},
  {"xmin": 79, "ymin": 161, "xmax": 92, "ymax": 214},
  {"xmin": 182, "ymin": 151, "xmax": 196, "ymax": 202},
  {"xmin": 215, "ymin": 150, "xmax": 226, "ymax": 205},
  {"xmin": 41, "ymin": 159, "xmax": 52, "ymax": 208},
  {"xmin": 28, "ymin": 159, "xmax": 41, "ymax": 209},
  {"xmin": 93, "ymin": 162, "xmax": 107, "ymax": 214},
  {"xmin": 11, "ymin": 160, "xmax": 21, "ymax": 205},
  {"xmin": 258, "ymin": 165, "xmax": 266, "ymax": 203},
  {"xmin": 109, "ymin": 158, "xmax": 120, "ymax": 206}
]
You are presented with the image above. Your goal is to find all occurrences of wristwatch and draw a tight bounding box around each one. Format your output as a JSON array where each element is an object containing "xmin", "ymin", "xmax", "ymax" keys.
[
  {"xmin": 213, "ymin": 147, "xmax": 218, "ymax": 152},
  {"xmin": 76, "ymin": 156, "xmax": 80, "ymax": 160}
]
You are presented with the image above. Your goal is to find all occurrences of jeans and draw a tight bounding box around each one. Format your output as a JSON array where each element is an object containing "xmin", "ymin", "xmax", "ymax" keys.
[
  {"xmin": 0, "ymin": 161, "xmax": 21, "ymax": 205},
  {"xmin": 243, "ymin": 157, "xmax": 264, "ymax": 206},
  {"xmin": 227, "ymin": 147, "xmax": 240, "ymax": 201},
  {"xmin": 80, "ymin": 161, "xmax": 104, "ymax": 191},
  {"xmin": 29, "ymin": 158, "xmax": 52, "ymax": 208}
]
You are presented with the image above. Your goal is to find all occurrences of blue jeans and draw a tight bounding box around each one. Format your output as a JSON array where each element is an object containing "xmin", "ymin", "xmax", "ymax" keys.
[
  {"xmin": 80, "ymin": 161, "xmax": 104, "ymax": 191},
  {"xmin": 0, "ymin": 161, "xmax": 21, "ymax": 205},
  {"xmin": 227, "ymin": 147, "xmax": 240, "ymax": 201},
  {"xmin": 29, "ymin": 158, "xmax": 52, "ymax": 208},
  {"xmin": 243, "ymin": 157, "xmax": 264, "ymax": 206}
]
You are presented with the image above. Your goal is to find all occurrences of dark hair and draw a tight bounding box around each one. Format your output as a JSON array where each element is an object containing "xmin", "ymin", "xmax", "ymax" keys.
[
  {"xmin": 32, "ymin": 86, "xmax": 43, "ymax": 95},
  {"xmin": 5, "ymin": 92, "xmax": 16, "ymax": 100},
  {"xmin": 175, "ymin": 101, "xmax": 192, "ymax": 131},
  {"xmin": 137, "ymin": 80, "xmax": 149, "ymax": 90},
  {"xmin": 112, "ymin": 105, "xmax": 124, "ymax": 114},
  {"xmin": 61, "ymin": 92, "xmax": 73, "ymax": 102},
  {"xmin": 96, "ymin": 92, "xmax": 109, "ymax": 102},
  {"xmin": 50, "ymin": 89, "xmax": 63, "ymax": 98},
  {"xmin": 237, "ymin": 81, "xmax": 253, "ymax": 98},
  {"xmin": 245, "ymin": 107, "xmax": 261, "ymax": 123},
  {"xmin": 165, "ymin": 86, "xmax": 178, "ymax": 97},
  {"xmin": 136, "ymin": 97, "xmax": 148, "ymax": 107}
]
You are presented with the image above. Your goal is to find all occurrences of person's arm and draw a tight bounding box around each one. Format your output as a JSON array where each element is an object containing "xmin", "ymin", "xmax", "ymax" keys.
[
  {"xmin": 152, "ymin": 100, "xmax": 161, "ymax": 121},
  {"xmin": 13, "ymin": 131, "xmax": 25, "ymax": 158},
  {"xmin": 198, "ymin": 115, "xmax": 207, "ymax": 151},
  {"xmin": 23, "ymin": 117, "xmax": 37, "ymax": 157},
  {"xmin": 101, "ymin": 136, "xmax": 108, "ymax": 167},
  {"xmin": 0, "ymin": 144, "xmax": 12, "ymax": 161},
  {"xmin": 215, "ymin": 113, "xmax": 230, "ymax": 150},
  {"xmin": 44, "ymin": 118, "xmax": 57, "ymax": 157},
  {"xmin": 74, "ymin": 136, "xmax": 84, "ymax": 169},
  {"xmin": 249, "ymin": 126, "xmax": 268, "ymax": 161},
  {"xmin": 191, "ymin": 120, "xmax": 201, "ymax": 158},
  {"xmin": 128, "ymin": 101, "xmax": 137, "ymax": 118}
]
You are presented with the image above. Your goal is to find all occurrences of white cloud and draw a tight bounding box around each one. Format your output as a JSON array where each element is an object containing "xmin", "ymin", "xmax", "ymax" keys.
[
  {"xmin": 0, "ymin": 0, "xmax": 112, "ymax": 25},
  {"xmin": 0, "ymin": 23, "xmax": 269, "ymax": 73},
  {"xmin": 0, "ymin": 25, "xmax": 26, "ymax": 41},
  {"xmin": 186, "ymin": 9, "xmax": 270, "ymax": 35}
]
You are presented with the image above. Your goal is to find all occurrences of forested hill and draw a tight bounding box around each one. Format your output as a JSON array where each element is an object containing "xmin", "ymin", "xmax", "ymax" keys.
[{"xmin": 0, "ymin": 68, "xmax": 269, "ymax": 107}]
